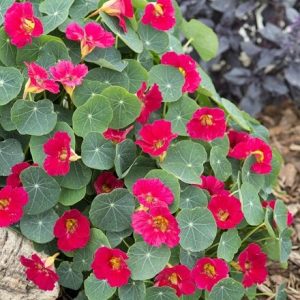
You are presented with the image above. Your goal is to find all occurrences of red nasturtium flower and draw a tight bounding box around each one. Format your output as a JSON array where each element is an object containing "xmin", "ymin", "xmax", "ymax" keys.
[
  {"xmin": 208, "ymin": 193, "xmax": 244, "ymax": 229},
  {"xmin": 191, "ymin": 257, "xmax": 229, "ymax": 291},
  {"xmin": 142, "ymin": 0, "xmax": 176, "ymax": 31},
  {"xmin": 65, "ymin": 22, "xmax": 115, "ymax": 58},
  {"xmin": 228, "ymin": 129, "xmax": 250, "ymax": 155},
  {"xmin": 136, "ymin": 82, "xmax": 163, "ymax": 124},
  {"xmin": 135, "ymin": 120, "xmax": 178, "ymax": 157},
  {"xmin": 43, "ymin": 131, "xmax": 80, "ymax": 176},
  {"xmin": 23, "ymin": 62, "xmax": 60, "ymax": 98},
  {"xmin": 6, "ymin": 162, "xmax": 31, "ymax": 187},
  {"xmin": 4, "ymin": 2, "xmax": 43, "ymax": 48},
  {"xmin": 50, "ymin": 60, "xmax": 88, "ymax": 97},
  {"xmin": 0, "ymin": 185, "xmax": 29, "ymax": 227},
  {"xmin": 53, "ymin": 209, "xmax": 90, "ymax": 252},
  {"xmin": 161, "ymin": 52, "xmax": 201, "ymax": 93},
  {"xmin": 103, "ymin": 125, "xmax": 133, "ymax": 144},
  {"xmin": 132, "ymin": 206, "xmax": 180, "ymax": 248},
  {"xmin": 133, "ymin": 178, "xmax": 174, "ymax": 208},
  {"xmin": 20, "ymin": 253, "xmax": 59, "ymax": 291},
  {"xmin": 237, "ymin": 243, "xmax": 268, "ymax": 287},
  {"xmin": 186, "ymin": 107, "xmax": 226, "ymax": 141},
  {"xmin": 91, "ymin": 246, "xmax": 131, "ymax": 287},
  {"xmin": 94, "ymin": 171, "xmax": 124, "ymax": 194},
  {"xmin": 262, "ymin": 200, "xmax": 293, "ymax": 226},
  {"xmin": 155, "ymin": 265, "xmax": 196, "ymax": 297},
  {"xmin": 195, "ymin": 175, "xmax": 225, "ymax": 196}
]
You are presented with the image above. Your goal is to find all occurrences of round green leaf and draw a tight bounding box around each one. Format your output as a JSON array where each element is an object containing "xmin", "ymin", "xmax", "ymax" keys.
[
  {"xmin": 279, "ymin": 228, "xmax": 292, "ymax": 263},
  {"xmin": 106, "ymin": 228, "xmax": 132, "ymax": 248},
  {"xmin": 177, "ymin": 207, "xmax": 217, "ymax": 252},
  {"xmin": 115, "ymin": 139, "xmax": 136, "ymax": 177},
  {"xmin": 59, "ymin": 186, "xmax": 86, "ymax": 206},
  {"xmin": 21, "ymin": 166, "xmax": 61, "ymax": 214},
  {"xmin": 90, "ymin": 188, "xmax": 135, "ymax": 232},
  {"xmin": 210, "ymin": 146, "xmax": 232, "ymax": 181},
  {"xmin": 0, "ymin": 27, "xmax": 16, "ymax": 66},
  {"xmin": 217, "ymin": 229, "xmax": 241, "ymax": 262},
  {"xmin": 179, "ymin": 248, "xmax": 203, "ymax": 269},
  {"xmin": 0, "ymin": 101, "xmax": 16, "ymax": 131},
  {"xmin": 20, "ymin": 209, "xmax": 58, "ymax": 243},
  {"xmin": 69, "ymin": 0, "xmax": 98, "ymax": 19},
  {"xmin": 0, "ymin": 0, "xmax": 14, "ymax": 26},
  {"xmin": 180, "ymin": 185, "xmax": 208, "ymax": 209},
  {"xmin": 208, "ymin": 278, "xmax": 245, "ymax": 300},
  {"xmin": 119, "ymin": 280, "xmax": 146, "ymax": 300},
  {"xmin": 127, "ymin": 241, "xmax": 171, "ymax": 280},
  {"xmin": 241, "ymin": 157, "xmax": 265, "ymax": 191},
  {"xmin": 145, "ymin": 287, "xmax": 177, "ymax": 300},
  {"xmin": 274, "ymin": 200, "xmax": 288, "ymax": 233},
  {"xmin": 57, "ymin": 261, "xmax": 83, "ymax": 290},
  {"xmin": 72, "ymin": 95, "xmax": 113, "ymax": 137},
  {"xmin": 198, "ymin": 67, "xmax": 220, "ymax": 102}
]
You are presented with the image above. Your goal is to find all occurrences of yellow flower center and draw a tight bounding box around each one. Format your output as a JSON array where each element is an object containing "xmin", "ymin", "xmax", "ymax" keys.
[
  {"xmin": 65, "ymin": 218, "xmax": 78, "ymax": 234},
  {"xmin": 168, "ymin": 272, "xmax": 180, "ymax": 285},
  {"xmin": 0, "ymin": 198, "xmax": 10, "ymax": 210},
  {"xmin": 245, "ymin": 261, "xmax": 252, "ymax": 271},
  {"xmin": 59, "ymin": 148, "xmax": 68, "ymax": 161},
  {"xmin": 178, "ymin": 67, "xmax": 186, "ymax": 77},
  {"xmin": 22, "ymin": 18, "xmax": 35, "ymax": 34},
  {"xmin": 154, "ymin": 3, "xmax": 164, "ymax": 16},
  {"xmin": 203, "ymin": 263, "xmax": 216, "ymax": 278},
  {"xmin": 218, "ymin": 210, "xmax": 230, "ymax": 221},
  {"xmin": 102, "ymin": 184, "xmax": 112, "ymax": 193},
  {"xmin": 200, "ymin": 114, "xmax": 214, "ymax": 126},
  {"xmin": 251, "ymin": 150, "xmax": 264, "ymax": 163},
  {"xmin": 154, "ymin": 140, "xmax": 164, "ymax": 149},
  {"xmin": 152, "ymin": 216, "xmax": 169, "ymax": 232},
  {"xmin": 110, "ymin": 256, "xmax": 122, "ymax": 270},
  {"xmin": 145, "ymin": 193, "xmax": 154, "ymax": 203}
]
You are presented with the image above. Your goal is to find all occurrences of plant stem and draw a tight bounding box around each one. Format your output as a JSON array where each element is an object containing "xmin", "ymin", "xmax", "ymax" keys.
[
  {"xmin": 122, "ymin": 239, "xmax": 130, "ymax": 248},
  {"xmin": 183, "ymin": 38, "xmax": 194, "ymax": 52},
  {"xmin": 163, "ymin": 102, "xmax": 168, "ymax": 118},
  {"xmin": 241, "ymin": 222, "xmax": 265, "ymax": 244}
]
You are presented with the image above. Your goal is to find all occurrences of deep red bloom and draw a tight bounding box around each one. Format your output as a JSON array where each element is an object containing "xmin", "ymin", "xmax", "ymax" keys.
[
  {"xmin": 91, "ymin": 246, "xmax": 131, "ymax": 287},
  {"xmin": 142, "ymin": 0, "xmax": 176, "ymax": 31},
  {"xmin": 66, "ymin": 22, "xmax": 115, "ymax": 58},
  {"xmin": 4, "ymin": 2, "xmax": 43, "ymax": 48},
  {"xmin": 132, "ymin": 206, "xmax": 180, "ymax": 248},
  {"xmin": 186, "ymin": 107, "xmax": 226, "ymax": 141},
  {"xmin": 133, "ymin": 178, "xmax": 174, "ymax": 208},
  {"xmin": 53, "ymin": 209, "xmax": 90, "ymax": 252},
  {"xmin": 161, "ymin": 52, "xmax": 201, "ymax": 93},
  {"xmin": 135, "ymin": 120, "xmax": 178, "ymax": 157},
  {"xmin": 262, "ymin": 200, "xmax": 293, "ymax": 226},
  {"xmin": 155, "ymin": 265, "xmax": 196, "ymax": 297},
  {"xmin": 94, "ymin": 171, "xmax": 124, "ymax": 194},
  {"xmin": 6, "ymin": 162, "xmax": 31, "ymax": 187},
  {"xmin": 103, "ymin": 126, "xmax": 133, "ymax": 144},
  {"xmin": 228, "ymin": 129, "xmax": 251, "ymax": 155},
  {"xmin": 195, "ymin": 175, "xmax": 225, "ymax": 196},
  {"xmin": 238, "ymin": 243, "xmax": 268, "ymax": 288},
  {"xmin": 191, "ymin": 257, "xmax": 229, "ymax": 291},
  {"xmin": 50, "ymin": 61, "xmax": 88, "ymax": 96},
  {"xmin": 24, "ymin": 62, "xmax": 60, "ymax": 98},
  {"xmin": 136, "ymin": 82, "xmax": 163, "ymax": 124},
  {"xmin": 20, "ymin": 254, "xmax": 59, "ymax": 291},
  {"xmin": 0, "ymin": 186, "xmax": 29, "ymax": 227},
  {"xmin": 229, "ymin": 137, "xmax": 272, "ymax": 174},
  {"xmin": 208, "ymin": 193, "xmax": 244, "ymax": 229}
]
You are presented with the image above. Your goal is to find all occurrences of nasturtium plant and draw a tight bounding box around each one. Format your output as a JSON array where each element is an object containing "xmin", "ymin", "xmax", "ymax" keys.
[{"xmin": 0, "ymin": 0, "xmax": 291, "ymax": 299}]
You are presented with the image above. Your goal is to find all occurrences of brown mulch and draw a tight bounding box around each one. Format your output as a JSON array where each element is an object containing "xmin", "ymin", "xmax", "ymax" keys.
[{"xmin": 258, "ymin": 101, "xmax": 300, "ymax": 299}]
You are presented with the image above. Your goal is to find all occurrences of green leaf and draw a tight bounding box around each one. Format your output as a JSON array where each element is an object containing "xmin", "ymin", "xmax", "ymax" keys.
[
  {"xmin": 179, "ymin": 248, "xmax": 203, "ymax": 269},
  {"xmin": 208, "ymin": 278, "xmax": 245, "ymax": 300},
  {"xmin": 115, "ymin": 139, "xmax": 136, "ymax": 177},
  {"xmin": 274, "ymin": 200, "xmax": 288, "ymax": 233},
  {"xmin": 275, "ymin": 283, "xmax": 287, "ymax": 300},
  {"xmin": 145, "ymin": 287, "xmax": 177, "ymax": 300},
  {"xmin": 0, "ymin": 67, "xmax": 23, "ymax": 105},
  {"xmin": 241, "ymin": 157, "xmax": 265, "ymax": 191},
  {"xmin": 84, "ymin": 274, "xmax": 116, "ymax": 300},
  {"xmin": 181, "ymin": 19, "xmax": 218, "ymax": 61},
  {"xmin": 0, "ymin": 0, "xmax": 14, "ymax": 26},
  {"xmin": 210, "ymin": 146, "xmax": 232, "ymax": 181},
  {"xmin": 70, "ymin": 0, "xmax": 98, "ymax": 19},
  {"xmin": 0, "ymin": 101, "xmax": 16, "ymax": 131},
  {"xmin": 119, "ymin": 280, "xmax": 146, "ymax": 300},
  {"xmin": 127, "ymin": 241, "xmax": 171, "ymax": 280},
  {"xmin": 198, "ymin": 67, "xmax": 220, "ymax": 103},
  {"xmin": 239, "ymin": 182, "xmax": 264, "ymax": 225},
  {"xmin": 21, "ymin": 166, "xmax": 61, "ymax": 214},
  {"xmin": 81, "ymin": 132, "xmax": 115, "ymax": 170},
  {"xmin": 279, "ymin": 228, "xmax": 292, "ymax": 263},
  {"xmin": 20, "ymin": 209, "xmax": 58, "ymax": 243},
  {"xmin": 101, "ymin": 13, "xmax": 143, "ymax": 53},
  {"xmin": 0, "ymin": 139, "xmax": 24, "ymax": 176},
  {"xmin": 0, "ymin": 27, "xmax": 16, "ymax": 66},
  {"xmin": 177, "ymin": 207, "xmax": 217, "ymax": 252},
  {"xmin": 217, "ymin": 229, "xmax": 241, "ymax": 262},
  {"xmin": 148, "ymin": 65, "xmax": 184, "ymax": 102},
  {"xmin": 101, "ymin": 86, "xmax": 141, "ymax": 129},
  {"xmin": 265, "ymin": 207, "xmax": 276, "ymax": 238},
  {"xmin": 106, "ymin": 228, "xmax": 132, "ymax": 248},
  {"xmin": 137, "ymin": 49, "xmax": 154, "ymax": 70},
  {"xmin": 180, "ymin": 185, "xmax": 208, "ymax": 209},
  {"xmin": 72, "ymin": 95, "xmax": 113, "ymax": 137},
  {"xmin": 160, "ymin": 140, "xmax": 207, "ymax": 184},
  {"xmin": 11, "ymin": 99, "xmax": 57, "ymax": 136},
  {"xmin": 165, "ymin": 95, "xmax": 198, "ymax": 136},
  {"xmin": 59, "ymin": 186, "xmax": 86, "ymax": 206},
  {"xmin": 90, "ymin": 188, "xmax": 135, "ymax": 232},
  {"xmin": 57, "ymin": 261, "xmax": 83, "ymax": 290},
  {"xmin": 39, "ymin": 0, "xmax": 75, "ymax": 34}
]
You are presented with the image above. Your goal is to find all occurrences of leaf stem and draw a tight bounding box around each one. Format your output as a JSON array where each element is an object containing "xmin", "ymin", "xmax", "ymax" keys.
[
  {"xmin": 162, "ymin": 102, "xmax": 168, "ymax": 118},
  {"xmin": 122, "ymin": 239, "xmax": 130, "ymax": 248},
  {"xmin": 183, "ymin": 38, "xmax": 194, "ymax": 52},
  {"xmin": 241, "ymin": 222, "xmax": 265, "ymax": 244}
]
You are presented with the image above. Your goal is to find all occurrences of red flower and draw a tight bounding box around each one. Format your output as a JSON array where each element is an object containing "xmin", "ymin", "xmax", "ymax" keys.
[
  {"xmin": 228, "ymin": 129, "xmax": 250, "ymax": 155},
  {"xmin": 66, "ymin": 22, "xmax": 115, "ymax": 58},
  {"xmin": 135, "ymin": 120, "xmax": 178, "ymax": 157},
  {"xmin": 4, "ymin": 2, "xmax": 43, "ymax": 48},
  {"xmin": 132, "ymin": 206, "xmax": 180, "ymax": 248},
  {"xmin": 195, "ymin": 175, "xmax": 225, "ymax": 196},
  {"xmin": 20, "ymin": 254, "xmax": 59, "ymax": 291},
  {"xmin": 229, "ymin": 137, "xmax": 272, "ymax": 174},
  {"xmin": 6, "ymin": 162, "xmax": 31, "ymax": 187},
  {"xmin": 186, "ymin": 107, "xmax": 226, "ymax": 141},
  {"xmin": 0, "ymin": 185, "xmax": 29, "ymax": 227},
  {"xmin": 161, "ymin": 52, "xmax": 201, "ymax": 93},
  {"xmin": 53, "ymin": 209, "xmax": 90, "ymax": 252},
  {"xmin": 50, "ymin": 60, "xmax": 88, "ymax": 96},
  {"xmin": 136, "ymin": 82, "xmax": 163, "ymax": 124},
  {"xmin": 94, "ymin": 171, "xmax": 124, "ymax": 194},
  {"xmin": 155, "ymin": 265, "xmax": 196, "ymax": 297},
  {"xmin": 142, "ymin": 0, "xmax": 176, "ymax": 31},
  {"xmin": 191, "ymin": 257, "xmax": 229, "ymax": 291},
  {"xmin": 133, "ymin": 178, "xmax": 174, "ymax": 208},
  {"xmin": 23, "ymin": 62, "xmax": 60, "ymax": 98},
  {"xmin": 43, "ymin": 131, "xmax": 80, "ymax": 176},
  {"xmin": 238, "ymin": 243, "xmax": 268, "ymax": 287},
  {"xmin": 208, "ymin": 193, "xmax": 244, "ymax": 229},
  {"xmin": 91, "ymin": 246, "xmax": 131, "ymax": 287},
  {"xmin": 103, "ymin": 125, "xmax": 133, "ymax": 144},
  {"xmin": 262, "ymin": 200, "xmax": 293, "ymax": 226}
]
